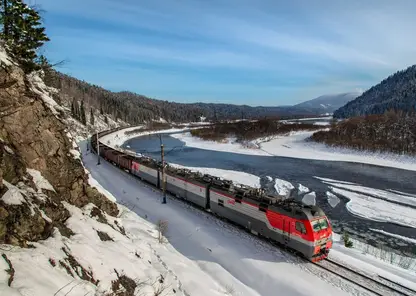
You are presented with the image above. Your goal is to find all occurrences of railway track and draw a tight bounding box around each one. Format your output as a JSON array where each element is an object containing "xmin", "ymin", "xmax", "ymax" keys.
[{"xmin": 314, "ymin": 258, "xmax": 415, "ymax": 296}]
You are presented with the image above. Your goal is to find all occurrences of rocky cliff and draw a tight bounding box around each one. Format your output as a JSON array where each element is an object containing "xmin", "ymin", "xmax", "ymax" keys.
[{"xmin": 0, "ymin": 46, "xmax": 118, "ymax": 247}]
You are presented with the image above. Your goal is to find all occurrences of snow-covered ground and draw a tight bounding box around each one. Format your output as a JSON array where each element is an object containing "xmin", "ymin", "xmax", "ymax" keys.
[
  {"xmin": 101, "ymin": 127, "xmax": 195, "ymax": 151},
  {"xmin": 329, "ymin": 236, "xmax": 416, "ymax": 290},
  {"xmin": 171, "ymin": 132, "xmax": 271, "ymax": 156},
  {"xmin": 3, "ymin": 168, "xmax": 223, "ymax": 296},
  {"xmin": 78, "ymin": 141, "xmax": 416, "ymax": 295},
  {"xmin": 317, "ymin": 177, "xmax": 416, "ymax": 229},
  {"xmin": 171, "ymin": 131, "xmax": 416, "ymax": 172},
  {"xmin": 369, "ymin": 229, "xmax": 416, "ymax": 245},
  {"xmin": 65, "ymin": 110, "xmax": 129, "ymax": 143},
  {"xmin": 259, "ymin": 132, "xmax": 416, "ymax": 172}
]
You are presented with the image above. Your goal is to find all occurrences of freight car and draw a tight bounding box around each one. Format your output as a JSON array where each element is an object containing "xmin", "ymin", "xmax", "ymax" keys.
[{"xmin": 90, "ymin": 131, "xmax": 332, "ymax": 262}]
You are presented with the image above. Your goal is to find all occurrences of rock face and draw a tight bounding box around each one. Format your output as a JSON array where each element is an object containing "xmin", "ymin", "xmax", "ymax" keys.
[{"xmin": 0, "ymin": 49, "xmax": 118, "ymax": 246}]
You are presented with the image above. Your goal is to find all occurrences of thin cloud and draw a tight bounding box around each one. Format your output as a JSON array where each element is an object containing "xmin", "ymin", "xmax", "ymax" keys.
[{"xmin": 35, "ymin": 0, "xmax": 416, "ymax": 105}]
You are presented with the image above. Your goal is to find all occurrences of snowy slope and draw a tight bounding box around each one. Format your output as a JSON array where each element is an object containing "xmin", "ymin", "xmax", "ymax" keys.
[
  {"xmin": 1, "ymin": 170, "xmax": 222, "ymax": 296},
  {"xmin": 65, "ymin": 107, "xmax": 129, "ymax": 143},
  {"xmin": 80, "ymin": 140, "xmax": 416, "ymax": 296}
]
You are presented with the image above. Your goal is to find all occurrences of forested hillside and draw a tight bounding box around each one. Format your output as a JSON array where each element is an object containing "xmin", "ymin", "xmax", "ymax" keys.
[
  {"xmin": 334, "ymin": 65, "xmax": 416, "ymax": 118},
  {"xmin": 44, "ymin": 69, "xmax": 320, "ymax": 124},
  {"xmin": 311, "ymin": 111, "xmax": 416, "ymax": 154}
]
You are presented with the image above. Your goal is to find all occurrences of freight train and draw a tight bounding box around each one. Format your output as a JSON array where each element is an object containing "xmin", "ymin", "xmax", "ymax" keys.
[{"xmin": 90, "ymin": 129, "xmax": 333, "ymax": 262}]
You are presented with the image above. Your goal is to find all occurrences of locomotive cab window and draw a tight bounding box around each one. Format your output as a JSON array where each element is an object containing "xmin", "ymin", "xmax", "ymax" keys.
[
  {"xmin": 295, "ymin": 222, "xmax": 306, "ymax": 234},
  {"xmin": 311, "ymin": 218, "xmax": 329, "ymax": 232}
]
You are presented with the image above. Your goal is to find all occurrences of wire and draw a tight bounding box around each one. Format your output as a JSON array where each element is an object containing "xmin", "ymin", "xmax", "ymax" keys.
[{"xmin": 164, "ymin": 145, "xmax": 185, "ymax": 156}]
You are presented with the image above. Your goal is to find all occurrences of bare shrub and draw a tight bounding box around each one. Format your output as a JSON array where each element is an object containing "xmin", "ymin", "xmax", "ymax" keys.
[
  {"xmin": 224, "ymin": 284, "xmax": 235, "ymax": 295},
  {"xmin": 190, "ymin": 120, "xmax": 321, "ymax": 143},
  {"xmin": 134, "ymin": 274, "xmax": 171, "ymax": 296},
  {"xmin": 157, "ymin": 220, "xmax": 169, "ymax": 244}
]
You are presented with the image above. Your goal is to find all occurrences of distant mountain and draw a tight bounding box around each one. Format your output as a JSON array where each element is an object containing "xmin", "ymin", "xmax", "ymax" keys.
[
  {"xmin": 334, "ymin": 65, "xmax": 416, "ymax": 119},
  {"xmin": 295, "ymin": 92, "xmax": 361, "ymax": 113}
]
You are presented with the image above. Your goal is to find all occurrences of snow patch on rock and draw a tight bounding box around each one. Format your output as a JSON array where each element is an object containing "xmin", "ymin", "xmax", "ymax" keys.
[
  {"xmin": 2, "ymin": 180, "xmax": 26, "ymax": 205},
  {"xmin": 27, "ymin": 168, "xmax": 55, "ymax": 192},
  {"xmin": 27, "ymin": 71, "xmax": 63, "ymax": 116}
]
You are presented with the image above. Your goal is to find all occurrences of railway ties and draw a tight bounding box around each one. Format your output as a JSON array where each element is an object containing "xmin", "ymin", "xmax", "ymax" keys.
[
  {"xmin": 315, "ymin": 258, "xmax": 415, "ymax": 296},
  {"xmin": 378, "ymin": 275, "xmax": 416, "ymax": 296}
]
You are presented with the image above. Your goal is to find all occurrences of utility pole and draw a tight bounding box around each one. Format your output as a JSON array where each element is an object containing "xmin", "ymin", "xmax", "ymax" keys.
[
  {"xmin": 159, "ymin": 134, "xmax": 167, "ymax": 204},
  {"xmin": 161, "ymin": 143, "xmax": 167, "ymax": 204},
  {"xmin": 97, "ymin": 131, "xmax": 101, "ymax": 165}
]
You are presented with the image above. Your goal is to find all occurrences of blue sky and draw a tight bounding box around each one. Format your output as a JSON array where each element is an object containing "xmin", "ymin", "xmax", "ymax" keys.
[{"xmin": 30, "ymin": 0, "xmax": 416, "ymax": 106}]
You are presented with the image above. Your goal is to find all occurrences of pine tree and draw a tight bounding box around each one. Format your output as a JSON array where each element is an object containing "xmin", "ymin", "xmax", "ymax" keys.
[
  {"xmin": 80, "ymin": 100, "xmax": 86, "ymax": 125},
  {"xmin": 104, "ymin": 115, "xmax": 108, "ymax": 125},
  {"xmin": 71, "ymin": 99, "xmax": 75, "ymax": 117},
  {"xmin": 100, "ymin": 105, "xmax": 104, "ymax": 115},
  {"xmin": 342, "ymin": 231, "xmax": 353, "ymax": 248},
  {"xmin": 0, "ymin": 0, "xmax": 50, "ymax": 72},
  {"xmin": 90, "ymin": 108, "xmax": 94, "ymax": 126}
]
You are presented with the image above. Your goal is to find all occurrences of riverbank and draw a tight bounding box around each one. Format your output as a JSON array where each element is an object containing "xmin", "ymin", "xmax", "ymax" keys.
[{"xmin": 171, "ymin": 131, "xmax": 416, "ymax": 172}]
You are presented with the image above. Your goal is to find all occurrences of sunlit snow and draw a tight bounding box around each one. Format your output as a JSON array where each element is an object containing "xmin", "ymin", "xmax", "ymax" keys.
[
  {"xmin": 27, "ymin": 168, "xmax": 56, "ymax": 192},
  {"xmin": 2, "ymin": 180, "xmax": 26, "ymax": 205}
]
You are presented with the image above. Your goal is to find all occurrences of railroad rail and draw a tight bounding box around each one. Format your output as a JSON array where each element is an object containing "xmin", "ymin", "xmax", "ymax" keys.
[
  {"xmin": 315, "ymin": 258, "xmax": 415, "ymax": 296},
  {"xmin": 378, "ymin": 275, "xmax": 416, "ymax": 295}
]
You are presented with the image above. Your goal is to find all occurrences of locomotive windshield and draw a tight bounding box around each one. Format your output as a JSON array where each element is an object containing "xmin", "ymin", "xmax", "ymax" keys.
[{"xmin": 311, "ymin": 218, "xmax": 329, "ymax": 232}]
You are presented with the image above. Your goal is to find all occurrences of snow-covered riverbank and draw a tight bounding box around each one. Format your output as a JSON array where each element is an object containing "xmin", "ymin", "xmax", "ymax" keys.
[{"xmin": 171, "ymin": 131, "xmax": 416, "ymax": 172}]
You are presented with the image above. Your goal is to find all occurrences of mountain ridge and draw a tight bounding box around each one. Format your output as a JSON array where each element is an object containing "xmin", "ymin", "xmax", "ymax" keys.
[
  {"xmin": 334, "ymin": 65, "xmax": 416, "ymax": 118},
  {"xmin": 295, "ymin": 92, "xmax": 361, "ymax": 113},
  {"xmin": 45, "ymin": 69, "xmax": 351, "ymax": 124}
]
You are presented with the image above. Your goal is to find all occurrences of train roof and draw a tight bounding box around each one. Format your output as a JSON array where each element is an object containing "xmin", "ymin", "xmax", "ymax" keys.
[{"xmin": 164, "ymin": 165, "xmax": 327, "ymax": 220}]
